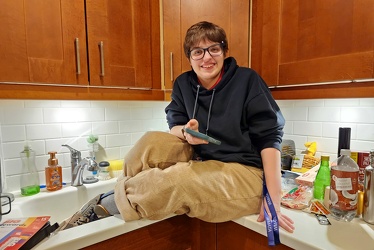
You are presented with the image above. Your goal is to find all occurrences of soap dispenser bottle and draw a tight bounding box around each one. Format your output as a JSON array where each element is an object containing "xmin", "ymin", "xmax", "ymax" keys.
[
  {"xmin": 45, "ymin": 151, "xmax": 62, "ymax": 191},
  {"xmin": 20, "ymin": 144, "xmax": 40, "ymax": 196}
]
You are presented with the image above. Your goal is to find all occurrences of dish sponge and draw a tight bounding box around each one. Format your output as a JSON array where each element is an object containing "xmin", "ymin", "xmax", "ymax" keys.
[{"xmin": 108, "ymin": 160, "xmax": 124, "ymax": 178}]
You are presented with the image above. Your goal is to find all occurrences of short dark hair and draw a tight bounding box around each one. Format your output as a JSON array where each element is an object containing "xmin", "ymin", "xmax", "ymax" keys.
[{"xmin": 183, "ymin": 21, "xmax": 228, "ymax": 58}]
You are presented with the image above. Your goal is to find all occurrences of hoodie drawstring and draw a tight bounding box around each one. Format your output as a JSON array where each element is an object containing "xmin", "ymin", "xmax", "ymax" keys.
[
  {"xmin": 192, "ymin": 85, "xmax": 216, "ymax": 136},
  {"xmin": 192, "ymin": 85, "xmax": 200, "ymax": 119}
]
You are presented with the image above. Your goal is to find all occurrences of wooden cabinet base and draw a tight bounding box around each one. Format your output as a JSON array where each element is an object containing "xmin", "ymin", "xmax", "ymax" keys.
[{"xmin": 82, "ymin": 215, "xmax": 292, "ymax": 250}]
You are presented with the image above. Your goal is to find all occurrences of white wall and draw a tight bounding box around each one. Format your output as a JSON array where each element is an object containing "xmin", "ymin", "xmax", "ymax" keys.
[{"xmin": 1, "ymin": 98, "xmax": 374, "ymax": 192}]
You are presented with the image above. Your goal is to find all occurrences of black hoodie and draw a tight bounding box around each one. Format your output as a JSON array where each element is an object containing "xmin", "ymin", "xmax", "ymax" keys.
[{"xmin": 165, "ymin": 57, "xmax": 285, "ymax": 168}]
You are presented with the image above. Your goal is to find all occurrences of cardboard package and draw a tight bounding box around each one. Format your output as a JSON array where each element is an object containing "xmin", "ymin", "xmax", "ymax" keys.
[{"xmin": 295, "ymin": 165, "xmax": 320, "ymax": 187}]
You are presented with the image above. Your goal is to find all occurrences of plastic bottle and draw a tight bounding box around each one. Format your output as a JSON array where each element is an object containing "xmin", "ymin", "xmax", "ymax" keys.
[
  {"xmin": 98, "ymin": 161, "xmax": 111, "ymax": 180},
  {"xmin": 313, "ymin": 155, "xmax": 331, "ymax": 200},
  {"xmin": 20, "ymin": 144, "xmax": 40, "ymax": 196},
  {"xmin": 330, "ymin": 149, "xmax": 359, "ymax": 221},
  {"xmin": 45, "ymin": 151, "xmax": 62, "ymax": 191}
]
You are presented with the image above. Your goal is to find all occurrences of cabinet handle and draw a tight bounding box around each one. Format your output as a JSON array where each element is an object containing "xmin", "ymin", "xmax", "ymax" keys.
[
  {"xmin": 75, "ymin": 38, "xmax": 81, "ymax": 75},
  {"xmin": 99, "ymin": 41, "xmax": 105, "ymax": 77},
  {"xmin": 170, "ymin": 52, "xmax": 173, "ymax": 82}
]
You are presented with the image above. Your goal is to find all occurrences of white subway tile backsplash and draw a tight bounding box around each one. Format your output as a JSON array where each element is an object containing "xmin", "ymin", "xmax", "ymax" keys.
[
  {"xmin": 283, "ymin": 122, "xmax": 293, "ymax": 134},
  {"xmin": 105, "ymin": 107, "xmax": 131, "ymax": 121},
  {"xmin": 25, "ymin": 100, "xmax": 61, "ymax": 108},
  {"xmin": 324, "ymin": 98, "xmax": 360, "ymax": 107},
  {"xmin": 100, "ymin": 147, "xmax": 121, "ymax": 161},
  {"xmin": 44, "ymin": 108, "xmax": 105, "ymax": 123},
  {"xmin": 60, "ymin": 100, "xmax": 91, "ymax": 108},
  {"xmin": 46, "ymin": 138, "xmax": 75, "ymax": 154},
  {"xmin": 276, "ymin": 100, "xmax": 294, "ymax": 108},
  {"xmin": 2, "ymin": 140, "xmax": 47, "ymax": 160},
  {"xmin": 3, "ymin": 108, "xmax": 43, "ymax": 125},
  {"xmin": 350, "ymin": 140, "xmax": 374, "ymax": 152},
  {"xmin": 90, "ymin": 101, "xmax": 119, "ymax": 108},
  {"xmin": 281, "ymin": 107, "xmax": 308, "ymax": 121},
  {"xmin": 26, "ymin": 124, "xmax": 62, "ymax": 140},
  {"xmin": 292, "ymin": 99, "xmax": 324, "ymax": 107},
  {"xmin": 106, "ymin": 134, "xmax": 131, "ymax": 147},
  {"xmin": 1, "ymin": 98, "xmax": 374, "ymax": 193},
  {"xmin": 153, "ymin": 107, "xmax": 168, "ymax": 119},
  {"xmin": 119, "ymin": 120, "xmax": 145, "ymax": 133},
  {"xmin": 62, "ymin": 123, "xmax": 92, "ymax": 137},
  {"xmin": 356, "ymin": 124, "xmax": 374, "ymax": 141},
  {"xmin": 309, "ymin": 107, "xmax": 340, "ymax": 122},
  {"xmin": 293, "ymin": 121, "xmax": 322, "ymax": 136},
  {"xmin": 0, "ymin": 100, "xmax": 25, "ymax": 108},
  {"xmin": 131, "ymin": 107, "xmax": 153, "ymax": 120},
  {"xmin": 1, "ymin": 125, "xmax": 26, "ymax": 142},
  {"xmin": 92, "ymin": 121, "xmax": 119, "ymax": 135},
  {"xmin": 145, "ymin": 119, "xmax": 169, "ymax": 132},
  {"xmin": 322, "ymin": 123, "xmax": 357, "ymax": 139},
  {"xmin": 341, "ymin": 107, "xmax": 374, "ymax": 123},
  {"xmin": 359, "ymin": 98, "xmax": 374, "ymax": 106},
  {"xmin": 4, "ymin": 158, "xmax": 22, "ymax": 175}
]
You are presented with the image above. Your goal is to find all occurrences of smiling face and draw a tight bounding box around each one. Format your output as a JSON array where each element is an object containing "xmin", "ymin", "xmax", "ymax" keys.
[
  {"xmin": 183, "ymin": 22, "xmax": 229, "ymax": 89},
  {"xmin": 189, "ymin": 40, "xmax": 225, "ymax": 89}
]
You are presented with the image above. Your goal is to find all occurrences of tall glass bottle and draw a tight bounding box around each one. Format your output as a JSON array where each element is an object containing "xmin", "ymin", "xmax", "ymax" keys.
[
  {"xmin": 20, "ymin": 145, "xmax": 40, "ymax": 196},
  {"xmin": 330, "ymin": 149, "xmax": 359, "ymax": 221},
  {"xmin": 313, "ymin": 156, "xmax": 331, "ymax": 200}
]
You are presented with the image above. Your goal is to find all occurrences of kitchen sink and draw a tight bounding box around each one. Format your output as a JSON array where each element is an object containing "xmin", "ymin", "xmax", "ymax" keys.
[{"xmin": 3, "ymin": 179, "xmax": 117, "ymax": 224}]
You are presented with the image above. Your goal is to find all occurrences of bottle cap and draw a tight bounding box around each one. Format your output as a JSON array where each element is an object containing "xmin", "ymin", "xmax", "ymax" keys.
[
  {"xmin": 340, "ymin": 149, "xmax": 350, "ymax": 156},
  {"xmin": 48, "ymin": 151, "xmax": 58, "ymax": 165},
  {"xmin": 321, "ymin": 155, "xmax": 330, "ymax": 161},
  {"xmin": 99, "ymin": 161, "xmax": 110, "ymax": 167}
]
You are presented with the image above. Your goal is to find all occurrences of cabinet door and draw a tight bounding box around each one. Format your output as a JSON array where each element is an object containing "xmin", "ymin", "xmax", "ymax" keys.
[
  {"xmin": 251, "ymin": 0, "xmax": 374, "ymax": 86},
  {"xmin": 86, "ymin": 0, "xmax": 160, "ymax": 89},
  {"xmin": 0, "ymin": 0, "xmax": 88, "ymax": 85},
  {"xmin": 163, "ymin": 0, "xmax": 250, "ymax": 90}
]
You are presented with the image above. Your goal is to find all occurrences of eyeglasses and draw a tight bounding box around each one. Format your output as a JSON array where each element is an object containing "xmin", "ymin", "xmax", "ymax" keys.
[{"xmin": 189, "ymin": 43, "xmax": 224, "ymax": 61}]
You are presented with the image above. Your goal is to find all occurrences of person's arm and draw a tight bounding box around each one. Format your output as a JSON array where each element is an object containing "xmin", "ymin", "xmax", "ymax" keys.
[{"xmin": 257, "ymin": 147, "xmax": 295, "ymax": 233}]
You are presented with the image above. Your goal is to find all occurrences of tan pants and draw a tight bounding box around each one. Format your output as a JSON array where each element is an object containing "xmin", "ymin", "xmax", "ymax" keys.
[{"xmin": 114, "ymin": 131, "xmax": 263, "ymax": 223}]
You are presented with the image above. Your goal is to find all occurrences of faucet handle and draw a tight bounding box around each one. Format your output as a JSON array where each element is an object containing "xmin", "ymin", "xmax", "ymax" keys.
[
  {"xmin": 86, "ymin": 157, "xmax": 99, "ymax": 172},
  {"xmin": 62, "ymin": 144, "xmax": 81, "ymax": 159}
]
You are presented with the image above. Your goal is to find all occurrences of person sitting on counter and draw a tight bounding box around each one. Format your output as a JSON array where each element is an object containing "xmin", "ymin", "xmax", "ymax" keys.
[{"xmin": 57, "ymin": 21, "xmax": 295, "ymax": 238}]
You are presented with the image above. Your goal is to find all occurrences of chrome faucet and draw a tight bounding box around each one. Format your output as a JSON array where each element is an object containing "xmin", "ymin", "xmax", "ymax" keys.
[{"xmin": 62, "ymin": 144, "xmax": 81, "ymax": 185}]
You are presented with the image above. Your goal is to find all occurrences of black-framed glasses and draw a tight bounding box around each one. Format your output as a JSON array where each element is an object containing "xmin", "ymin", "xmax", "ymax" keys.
[{"xmin": 189, "ymin": 43, "xmax": 224, "ymax": 60}]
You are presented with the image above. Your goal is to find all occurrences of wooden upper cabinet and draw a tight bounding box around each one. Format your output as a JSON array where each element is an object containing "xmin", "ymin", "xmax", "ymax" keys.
[
  {"xmin": 86, "ymin": 0, "xmax": 161, "ymax": 89},
  {"xmin": 163, "ymin": 0, "xmax": 250, "ymax": 90},
  {"xmin": 251, "ymin": 0, "xmax": 374, "ymax": 87},
  {"xmin": 0, "ymin": 0, "xmax": 88, "ymax": 85}
]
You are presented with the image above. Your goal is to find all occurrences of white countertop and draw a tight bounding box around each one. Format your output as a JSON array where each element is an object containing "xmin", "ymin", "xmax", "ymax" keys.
[
  {"xmin": 4, "ymin": 176, "xmax": 373, "ymax": 250},
  {"xmin": 234, "ymin": 208, "xmax": 374, "ymax": 250},
  {"xmin": 34, "ymin": 207, "xmax": 374, "ymax": 250}
]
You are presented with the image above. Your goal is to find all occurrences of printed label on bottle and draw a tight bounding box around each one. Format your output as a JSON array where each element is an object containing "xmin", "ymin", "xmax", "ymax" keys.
[
  {"xmin": 51, "ymin": 169, "xmax": 61, "ymax": 187},
  {"xmin": 330, "ymin": 169, "xmax": 358, "ymax": 211}
]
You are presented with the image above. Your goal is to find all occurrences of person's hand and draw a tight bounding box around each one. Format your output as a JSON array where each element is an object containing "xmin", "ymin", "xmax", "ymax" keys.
[
  {"xmin": 257, "ymin": 202, "xmax": 295, "ymax": 233},
  {"xmin": 183, "ymin": 119, "xmax": 209, "ymax": 145}
]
